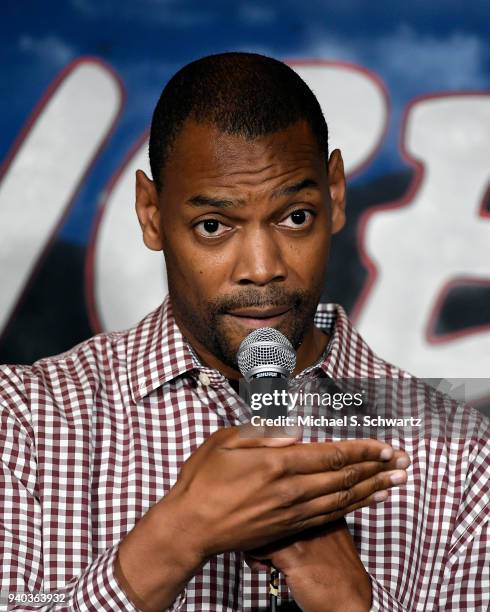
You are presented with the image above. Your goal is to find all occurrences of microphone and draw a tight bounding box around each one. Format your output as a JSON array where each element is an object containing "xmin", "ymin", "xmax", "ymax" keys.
[
  {"xmin": 237, "ymin": 328, "xmax": 296, "ymax": 611},
  {"xmin": 237, "ymin": 327, "xmax": 296, "ymax": 381}
]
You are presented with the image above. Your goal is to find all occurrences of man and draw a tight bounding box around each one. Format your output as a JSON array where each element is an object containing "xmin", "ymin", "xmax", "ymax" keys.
[{"xmin": 0, "ymin": 52, "xmax": 488, "ymax": 612}]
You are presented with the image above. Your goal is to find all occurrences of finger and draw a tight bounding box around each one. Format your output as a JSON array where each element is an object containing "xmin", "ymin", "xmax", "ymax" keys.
[
  {"xmin": 243, "ymin": 554, "xmax": 271, "ymax": 572},
  {"xmin": 279, "ymin": 458, "xmax": 406, "ymax": 504},
  {"xmin": 279, "ymin": 439, "xmax": 395, "ymax": 475},
  {"xmin": 325, "ymin": 487, "xmax": 392, "ymax": 518},
  {"xmin": 386, "ymin": 449, "xmax": 411, "ymax": 470},
  {"xmin": 282, "ymin": 466, "xmax": 407, "ymax": 527},
  {"xmin": 350, "ymin": 448, "xmax": 410, "ymax": 473},
  {"xmin": 222, "ymin": 424, "xmax": 300, "ymax": 449},
  {"xmin": 286, "ymin": 491, "xmax": 393, "ymax": 533}
]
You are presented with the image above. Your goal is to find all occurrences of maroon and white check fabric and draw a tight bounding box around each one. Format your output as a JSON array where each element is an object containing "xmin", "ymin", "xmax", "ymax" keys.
[{"xmin": 1, "ymin": 296, "xmax": 488, "ymax": 611}]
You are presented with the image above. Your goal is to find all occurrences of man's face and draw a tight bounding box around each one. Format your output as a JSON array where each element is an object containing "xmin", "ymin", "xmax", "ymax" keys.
[{"xmin": 136, "ymin": 119, "xmax": 345, "ymax": 375}]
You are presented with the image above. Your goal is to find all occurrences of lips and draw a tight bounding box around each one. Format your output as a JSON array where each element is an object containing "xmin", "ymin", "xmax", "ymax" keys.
[{"xmin": 226, "ymin": 305, "xmax": 291, "ymax": 319}]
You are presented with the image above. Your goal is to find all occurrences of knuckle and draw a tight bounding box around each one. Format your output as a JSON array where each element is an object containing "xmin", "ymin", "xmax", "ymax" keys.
[
  {"xmin": 293, "ymin": 517, "xmax": 308, "ymax": 532},
  {"xmin": 328, "ymin": 446, "xmax": 346, "ymax": 470},
  {"xmin": 326, "ymin": 510, "xmax": 343, "ymax": 523},
  {"xmin": 345, "ymin": 499, "xmax": 368, "ymax": 515},
  {"xmin": 275, "ymin": 482, "xmax": 296, "ymax": 507},
  {"xmin": 342, "ymin": 466, "xmax": 360, "ymax": 489},
  {"xmin": 213, "ymin": 426, "xmax": 229, "ymax": 438},
  {"xmin": 374, "ymin": 472, "xmax": 386, "ymax": 489},
  {"xmin": 359, "ymin": 444, "xmax": 371, "ymax": 462},
  {"xmin": 210, "ymin": 427, "xmax": 228, "ymax": 445},
  {"xmin": 336, "ymin": 487, "xmax": 355, "ymax": 508},
  {"xmin": 263, "ymin": 454, "xmax": 285, "ymax": 480},
  {"xmin": 279, "ymin": 505, "xmax": 297, "ymax": 526}
]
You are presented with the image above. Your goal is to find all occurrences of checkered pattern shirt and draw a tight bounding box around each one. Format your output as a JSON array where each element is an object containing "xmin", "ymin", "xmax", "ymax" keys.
[{"xmin": 1, "ymin": 296, "xmax": 489, "ymax": 611}]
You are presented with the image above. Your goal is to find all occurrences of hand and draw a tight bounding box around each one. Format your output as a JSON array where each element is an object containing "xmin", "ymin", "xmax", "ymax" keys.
[
  {"xmin": 116, "ymin": 429, "xmax": 409, "ymax": 611},
  {"xmin": 160, "ymin": 426, "xmax": 410, "ymax": 562},
  {"xmin": 244, "ymin": 448, "xmax": 410, "ymax": 611},
  {"xmin": 246, "ymin": 518, "xmax": 373, "ymax": 612}
]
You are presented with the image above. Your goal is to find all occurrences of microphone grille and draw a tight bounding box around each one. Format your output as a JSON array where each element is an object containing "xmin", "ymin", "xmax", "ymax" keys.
[{"xmin": 237, "ymin": 327, "xmax": 296, "ymax": 380}]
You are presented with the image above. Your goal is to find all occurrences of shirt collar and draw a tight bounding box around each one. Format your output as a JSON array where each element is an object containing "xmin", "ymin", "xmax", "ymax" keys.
[
  {"xmin": 313, "ymin": 302, "xmax": 379, "ymax": 379},
  {"xmin": 127, "ymin": 297, "xmax": 378, "ymax": 402},
  {"xmin": 127, "ymin": 296, "xmax": 197, "ymax": 403}
]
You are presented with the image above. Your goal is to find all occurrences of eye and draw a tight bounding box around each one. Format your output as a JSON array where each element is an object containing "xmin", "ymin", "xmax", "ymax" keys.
[
  {"xmin": 194, "ymin": 218, "xmax": 232, "ymax": 237},
  {"xmin": 279, "ymin": 209, "xmax": 315, "ymax": 229}
]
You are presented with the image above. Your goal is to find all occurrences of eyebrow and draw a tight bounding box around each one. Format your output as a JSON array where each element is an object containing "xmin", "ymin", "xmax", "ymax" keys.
[
  {"xmin": 186, "ymin": 178, "xmax": 320, "ymax": 209},
  {"xmin": 271, "ymin": 178, "xmax": 320, "ymax": 199},
  {"xmin": 187, "ymin": 195, "xmax": 246, "ymax": 209}
]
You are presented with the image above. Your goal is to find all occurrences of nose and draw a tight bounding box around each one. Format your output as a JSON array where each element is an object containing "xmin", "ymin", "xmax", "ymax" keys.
[{"xmin": 232, "ymin": 227, "xmax": 287, "ymax": 286}]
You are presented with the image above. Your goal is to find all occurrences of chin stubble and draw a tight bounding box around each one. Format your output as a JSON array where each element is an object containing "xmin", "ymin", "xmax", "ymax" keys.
[{"xmin": 179, "ymin": 286, "xmax": 321, "ymax": 369}]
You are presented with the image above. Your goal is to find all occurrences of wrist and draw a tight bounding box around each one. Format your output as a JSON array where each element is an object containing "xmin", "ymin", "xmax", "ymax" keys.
[
  {"xmin": 267, "ymin": 539, "xmax": 311, "ymax": 573},
  {"xmin": 115, "ymin": 498, "xmax": 206, "ymax": 611},
  {"xmin": 284, "ymin": 565, "xmax": 371, "ymax": 612},
  {"xmin": 149, "ymin": 496, "xmax": 208, "ymax": 572}
]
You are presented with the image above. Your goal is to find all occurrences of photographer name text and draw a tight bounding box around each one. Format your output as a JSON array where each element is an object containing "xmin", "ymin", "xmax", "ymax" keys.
[{"xmin": 250, "ymin": 415, "xmax": 423, "ymax": 427}]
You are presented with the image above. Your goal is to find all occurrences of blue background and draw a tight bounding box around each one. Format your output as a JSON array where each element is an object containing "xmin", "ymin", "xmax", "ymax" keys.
[{"xmin": 1, "ymin": 0, "xmax": 489, "ymax": 363}]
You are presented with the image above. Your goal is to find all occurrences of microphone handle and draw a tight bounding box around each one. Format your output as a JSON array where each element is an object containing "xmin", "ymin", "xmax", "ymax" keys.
[{"xmin": 269, "ymin": 567, "xmax": 279, "ymax": 611}]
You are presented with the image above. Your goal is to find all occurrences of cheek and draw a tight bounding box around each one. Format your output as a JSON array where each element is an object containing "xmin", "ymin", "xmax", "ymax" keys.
[
  {"xmin": 283, "ymin": 234, "xmax": 330, "ymax": 283},
  {"xmin": 164, "ymin": 237, "xmax": 232, "ymax": 297}
]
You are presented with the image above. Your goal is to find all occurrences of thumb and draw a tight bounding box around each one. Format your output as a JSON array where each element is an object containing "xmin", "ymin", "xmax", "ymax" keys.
[
  {"xmin": 244, "ymin": 553, "xmax": 272, "ymax": 572},
  {"xmin": 224, "ymin": 423, "xmax": 302, "ymax": 449}
]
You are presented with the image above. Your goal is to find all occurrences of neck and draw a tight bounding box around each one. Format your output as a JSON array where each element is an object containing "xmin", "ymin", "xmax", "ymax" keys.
[
  {"xmin": 293, "ymin": 323, "xmax": 330, "ymax": 375},
  {"xmin": 177, "ymin": 318, "xmax": 329, "ymax": 380}
]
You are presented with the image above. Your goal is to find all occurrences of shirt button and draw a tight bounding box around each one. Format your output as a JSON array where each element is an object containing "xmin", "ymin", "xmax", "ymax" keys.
[{"xmin": 199, "ymin": 372, "xmax": 211, "ymax": 386}]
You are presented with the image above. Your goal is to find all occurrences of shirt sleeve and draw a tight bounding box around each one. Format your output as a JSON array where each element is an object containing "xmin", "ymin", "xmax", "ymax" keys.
[{"xmin": 0, "ymin": 381, "xmax": 185, "ymax": 612}]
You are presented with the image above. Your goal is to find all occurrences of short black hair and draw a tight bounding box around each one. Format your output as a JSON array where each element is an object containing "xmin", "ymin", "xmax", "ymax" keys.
[{"xmin": 149, "ymin": 52, "xmax": 329, "ymax": 192}]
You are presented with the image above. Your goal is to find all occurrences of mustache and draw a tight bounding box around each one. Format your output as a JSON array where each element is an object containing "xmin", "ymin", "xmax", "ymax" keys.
[{"xmin": 211, "ymin": 287, "xmax": 309, "ymax": 314}]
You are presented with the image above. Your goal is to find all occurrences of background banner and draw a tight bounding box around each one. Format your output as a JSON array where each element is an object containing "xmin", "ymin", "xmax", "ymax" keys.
[{"xmin": 1, "ymin": 1, "xmax": 489, "ymax": 405}]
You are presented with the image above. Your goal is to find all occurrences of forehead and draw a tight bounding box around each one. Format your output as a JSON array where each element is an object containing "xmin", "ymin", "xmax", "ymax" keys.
[{"xmin": 160, "ymin": 119, "xmax": 326, "ymax": 195}]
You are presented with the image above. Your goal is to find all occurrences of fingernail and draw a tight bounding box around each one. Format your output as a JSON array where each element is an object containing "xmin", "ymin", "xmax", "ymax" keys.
[
  {"xmin": 389, "ymin": 470, "xmax": 407, "ymax": 485},
  {"xmin": 379, "ymin": 447, "xmax": 393, "ymax": 460},
  {"xmin": 396, "ymin": 456, "xmax": 410, "ymax": 469},
  {"xmin": 373, "ymin": 490, "xmax": 389, "ymax": 502}
]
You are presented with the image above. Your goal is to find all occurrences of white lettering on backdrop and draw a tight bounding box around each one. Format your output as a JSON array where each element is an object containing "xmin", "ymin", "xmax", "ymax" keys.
[
  {"xmin": 0, "ymin": 59, "xmax": 122, "ymax": 334},
  {"xmin": 1, "ymin": 59, "xmax": 489, "ymax": 396}
]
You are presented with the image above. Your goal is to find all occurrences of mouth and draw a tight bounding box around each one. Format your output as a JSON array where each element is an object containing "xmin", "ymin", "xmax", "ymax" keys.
[{"xmin": 224, "ymin": 305, "xmax": 292, "ymax": 328}]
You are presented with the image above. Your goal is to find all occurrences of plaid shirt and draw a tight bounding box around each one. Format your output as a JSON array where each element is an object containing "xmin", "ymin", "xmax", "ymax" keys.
[{"xmin": 1, "ymin": 296, "xmax": 488, "ymax": 611}]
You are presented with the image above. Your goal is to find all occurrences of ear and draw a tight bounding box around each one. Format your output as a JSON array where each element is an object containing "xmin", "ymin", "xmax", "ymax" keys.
[
  {"xmin": 327, "ymin": 149, "xmax": 346, "ymax": 235},
  {"xmin": 135, "ymin": 169, "xmax": 164, "ymax": 251}
]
